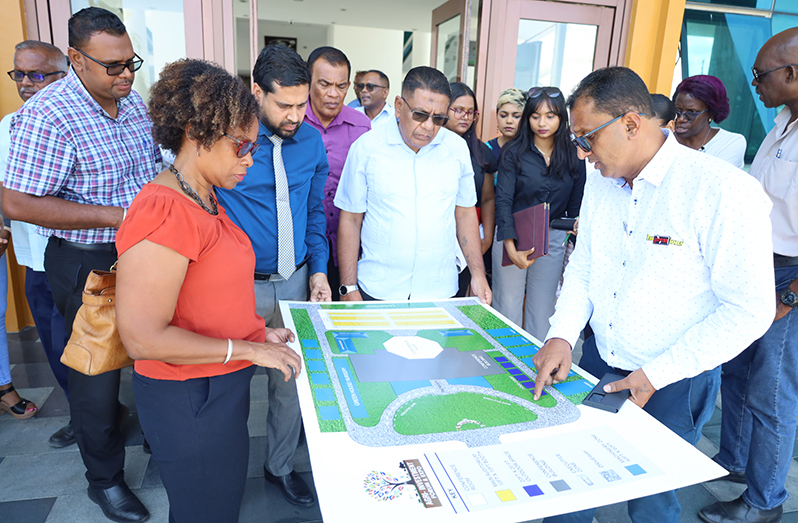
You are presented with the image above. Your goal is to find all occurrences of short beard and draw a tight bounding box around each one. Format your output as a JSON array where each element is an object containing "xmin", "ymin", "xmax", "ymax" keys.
[{"xmin": 261, "ymin": 112, "xmax": 300, "ymax": 140}]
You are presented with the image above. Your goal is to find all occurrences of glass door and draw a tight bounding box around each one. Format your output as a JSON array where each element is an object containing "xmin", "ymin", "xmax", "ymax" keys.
[
  {"xmin": 431, "ymin": 0, "xmax": 470, "ymax": 83},
  {"xmin": 479, "ymin": 0, "xmax": 617, "ymax": 139}
]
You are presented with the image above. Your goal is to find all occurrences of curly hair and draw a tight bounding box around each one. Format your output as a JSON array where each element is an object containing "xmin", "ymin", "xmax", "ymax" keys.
[
  {"xmin": 148, "ymin": 59, "xmax": 259, "ymax": 154},
  {"xmin": 673, "ymin": 75, "xmax": 730, "ymax": 123}
]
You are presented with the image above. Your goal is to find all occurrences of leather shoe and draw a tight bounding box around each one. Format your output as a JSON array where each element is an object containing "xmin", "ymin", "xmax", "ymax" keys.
[
  {"xmin": 88, "ymin": 483, "xmax": 149, "ymax": 523},
  {"xmin": 48, "ymin": 423, "xmax": 76, "ymax": 448},
  {"xmin": 712, "ymin": 456, "xmax": 746, "ymax": 484},
  {"xmin": 699, "ymin": 496, "xmax": 782, "ymax": 523},
  {"xmin": 263, "ymin": 467, "xmax": 316, "ymax": 507}
]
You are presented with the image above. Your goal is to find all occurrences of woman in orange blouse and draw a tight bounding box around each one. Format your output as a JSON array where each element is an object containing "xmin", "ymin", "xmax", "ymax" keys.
[{"xmin": 115, "ymin": 59, "xmax": 301, "ymax": 523}]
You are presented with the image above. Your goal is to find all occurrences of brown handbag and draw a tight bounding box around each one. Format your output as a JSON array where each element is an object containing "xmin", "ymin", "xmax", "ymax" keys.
[{"xmin": 60, "ymin": 264, "xmax": 134, "ymax": 375}]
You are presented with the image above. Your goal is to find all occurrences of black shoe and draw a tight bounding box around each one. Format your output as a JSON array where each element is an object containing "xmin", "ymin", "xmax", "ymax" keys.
[
  {"xmin": 263, "ymin": 467, "xmax": 316, "ymax": 507},
  {"xmin": 87, "ymin": 483, "xmax": 150, "ymax": 523},
  {"xmin": 699, "ymin": 496, "xmax": 783, "ymax": 523},
  {"xmin": 711, "ymin": 456, "xmax": 747, "ymax": 484},
  {"xmin": 49, "ymin": 423, "xmax": 76, "ymax": 448}
]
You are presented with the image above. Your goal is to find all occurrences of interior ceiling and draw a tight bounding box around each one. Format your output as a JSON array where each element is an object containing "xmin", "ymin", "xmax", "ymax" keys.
[{"xmin": 236, "ymin": 0, "xmax": 448, "ymax": 32}]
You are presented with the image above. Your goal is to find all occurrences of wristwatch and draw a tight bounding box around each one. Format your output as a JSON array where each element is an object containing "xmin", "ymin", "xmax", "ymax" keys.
[
  {"xmin": 779, "ymin": 288, "xmax": 798, "ymax": 308},
  {"xmin": 339, "ymin": 284, "xmax": 359, "ymax": 297}
]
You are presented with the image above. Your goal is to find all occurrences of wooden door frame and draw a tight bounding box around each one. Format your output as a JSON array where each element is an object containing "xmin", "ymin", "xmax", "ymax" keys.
[{"xmin": 431, "ymin": 0, "xmax": 471, "ymax": 83}]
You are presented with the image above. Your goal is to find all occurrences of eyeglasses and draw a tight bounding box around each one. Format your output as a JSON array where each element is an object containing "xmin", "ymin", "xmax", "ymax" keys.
[
  {"xmin": 7, "ymin": 70, "xmax": 65, "ymax": 83},
  {"xmin": 355, "ymin": 83, "xmax": 388, "ymax": 92},
  {"xmin": 400, "ymin": 96, "xmax": 449, "ymax": 126},
  {"xmin": 72, "ymin": 48, "xmax": 143, "ymax": 76},
  {"xmin": 528, "ymin": 86, "xmax": 562, "ymax": 99},
  {"xmin": 224, "ymin": 134, "xmax": 260, "ymax": 158},
  {"xmin": 449, "ymin": 107, "xmax": 479, "ymax": 119},
  {"xmin": 674, "ymin": 108, "xmax": 708, "ymax": 122},
  {"xmin": 751, "ymin": 63, "xmax": 798, "ymax": 83},
  {"xmin": 570, "ymin": 112, "xmax": 645, "ymax": 153}
]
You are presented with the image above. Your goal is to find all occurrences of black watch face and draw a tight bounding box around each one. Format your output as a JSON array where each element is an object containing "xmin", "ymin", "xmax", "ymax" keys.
[{"xmin": 339, "ymin": 285, "xmax": 348, "ymax": 296}]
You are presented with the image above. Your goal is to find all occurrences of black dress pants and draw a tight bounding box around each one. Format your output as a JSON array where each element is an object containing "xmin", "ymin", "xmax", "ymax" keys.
[{"xmin": 45, "ymin": 237, "xmax": 125, "ymax": 488}]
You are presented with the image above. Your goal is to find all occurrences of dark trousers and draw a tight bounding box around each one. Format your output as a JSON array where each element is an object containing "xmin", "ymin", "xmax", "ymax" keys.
[
  {"xmin": 25, "ymin": 268, "xmax": 69, "ymax": 398},
  {"xmin": 133, "ymin": 366, "xmax": 256, "ymax": 523},
  {"xmin": 45, "ymin": 238, "xmax": 125, "ymax": 488},
  {"xmin": 545, "ymin": 336, "xmax": 720, "ymax": 523},
  {"xmin": 327, "ymin": 242, "xmax": 341, "ymax": 301}
]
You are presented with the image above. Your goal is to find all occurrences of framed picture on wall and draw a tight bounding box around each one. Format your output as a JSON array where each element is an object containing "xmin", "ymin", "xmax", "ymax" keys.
[{"xmin": 264, "ymin": 36, "xmax": 297, "ymax": 51}]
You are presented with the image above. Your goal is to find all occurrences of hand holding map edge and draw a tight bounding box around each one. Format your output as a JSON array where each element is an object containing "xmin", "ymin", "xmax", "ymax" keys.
[{"xmin": 532, "ymin": 337, "xmax": 573, "ymax": 400}]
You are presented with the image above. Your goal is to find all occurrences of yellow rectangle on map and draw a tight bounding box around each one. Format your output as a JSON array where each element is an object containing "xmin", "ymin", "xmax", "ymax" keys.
[
  {"xmin": 328, "ymin": 315, "xmax": 383, "ymax": 320},
  {"xmin": 496, "ymin": 489, "xmax": 517, "ymax": 502},
  {"xmin": 387, "ymin": 315, "xmax": 449, "ymax": 320},
  {"xmin": 332, "ymin": 321, "xmax": 390, "ymax": 326},
  {"xmin": 394, "ymin": 320, "xmax": 456, "ymax": 326}
]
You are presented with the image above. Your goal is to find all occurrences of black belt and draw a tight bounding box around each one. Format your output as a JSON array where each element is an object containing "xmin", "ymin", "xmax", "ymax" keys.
[
  {"xmin": 611, "ymin": 367, "xmax": 632, "ymax": 377},
  {"xmin": 254, "ymin": 256, "xmax": 308, "ymax": 281},
  {"xmin": 50, "ymin": 237, "xmax": 117, "ymax": 253},
  {"xmin": 774, "ymin": 253, "xmax": 798, "ymax": 268}
]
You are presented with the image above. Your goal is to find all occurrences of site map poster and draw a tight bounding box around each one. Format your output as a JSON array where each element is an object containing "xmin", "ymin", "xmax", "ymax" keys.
[{"xmin": 280, "ymin": 298, "xmax": 725, "ymax": 522}]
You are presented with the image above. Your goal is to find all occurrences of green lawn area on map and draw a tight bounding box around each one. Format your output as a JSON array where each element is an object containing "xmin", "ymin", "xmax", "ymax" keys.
[{"xmin": 393, "ymin": 392, "xmax": 538, "ymax": 435}]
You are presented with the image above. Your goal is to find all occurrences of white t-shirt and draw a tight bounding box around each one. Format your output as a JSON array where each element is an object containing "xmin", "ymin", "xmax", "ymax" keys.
[
  {"xmin": 0, "ymin": 112, "xmax": 48, "ymax": 271},
  {"xmin": 701, "ymin": 127, "xmax": 746, "ymax": 169}
]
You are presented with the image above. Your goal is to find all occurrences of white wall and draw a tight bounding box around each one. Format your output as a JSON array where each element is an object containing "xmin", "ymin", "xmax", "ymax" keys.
[
  {"xmin": 236, "ymin": 19, "xmax": 331, "ymax": 76},
  {"xmin": 332, "ymin": 25, "xmax": 405, "ymax": 105},
  {"xmin": 412, "ymin": 31, "xmax": 432, "ymax": 69}
]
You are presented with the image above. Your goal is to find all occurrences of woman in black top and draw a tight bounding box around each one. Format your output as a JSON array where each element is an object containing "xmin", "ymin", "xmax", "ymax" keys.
[
  {"xmin": 444, "ymin": 82, "xmax": 497, "ymax": 295},
  {"xmin": 492, "ymin": 87, "xmax": 586, "ymax": 341}
]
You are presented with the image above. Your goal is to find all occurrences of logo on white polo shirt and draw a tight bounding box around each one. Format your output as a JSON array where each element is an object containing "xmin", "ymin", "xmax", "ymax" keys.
[{"xmin": 646, "ymin": 234, "xmax": 684, "ymax": 246}]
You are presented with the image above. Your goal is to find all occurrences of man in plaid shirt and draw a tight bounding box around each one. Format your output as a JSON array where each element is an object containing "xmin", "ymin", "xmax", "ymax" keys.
[{"xmin": 3, "ymin": 8, "xmax": 158, "ymax": 522}]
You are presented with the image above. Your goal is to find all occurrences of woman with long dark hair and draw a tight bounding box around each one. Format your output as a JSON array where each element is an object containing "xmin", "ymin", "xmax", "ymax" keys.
[
  {"xmin": 445, "ymin": 82, "xmax": 497, "ymax": 294},
  {"xmin": 492, "ymin": 87, "xmax": 586, "ymax": 341}
]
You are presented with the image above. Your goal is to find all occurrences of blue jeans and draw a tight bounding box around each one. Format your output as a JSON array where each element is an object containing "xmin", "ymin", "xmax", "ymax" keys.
[
  {"xmin": 0, "ymin": 254, "xmax": 10, "ymax": 386},
  {"xmin": 25, "ymin": 268, "xmax": 69, "ymax": 398},
  {"xmin": 544, "ymin": 336, "xmax": 721, "ymax": 523},
  {"xmin": 716, "ymin": 265, "xmax": 798, "ymax": 511}
]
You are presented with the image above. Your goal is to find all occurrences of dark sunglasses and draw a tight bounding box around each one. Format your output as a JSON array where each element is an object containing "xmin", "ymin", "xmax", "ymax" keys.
[
  {"xmin": 674, "ymin": 108, "xmax": 708, "ymax": 122},
  {"xmin": 225, "ymin": 134, "xmax": 260, "ymax": 158},
  {"xmin": 7, "ymin": 70, "xmax": 64, "ymax": 83},
  {"xmin": 528, "ymin": 86, "xmax": 562, "ymax": 99},
  {"xmin": 751, "ymin": 63, "xmax": 798, "ymax": 83},
  {"xmin": 355, "ymin": 82, "xmax": 388, "ymax": 92},
  {"xmin": 570, "ymin": 112, "xmax": 645, "ymax": 153},
  {"xmin": 400, "ymin": 96, "xmax": 449, "ymax": 126},
  {"xmin": 73, "ymin": 48, "xmax": 143, "ymax": 76}
]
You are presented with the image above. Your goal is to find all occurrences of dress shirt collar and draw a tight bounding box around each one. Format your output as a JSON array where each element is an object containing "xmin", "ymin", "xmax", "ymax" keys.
[
  {"xmin": 306, "ymin": 100, "xmax": 363, "ymax": 129},
  {"xmin": 64, "ymin": 67, "xmax": 133, "ymax": 121},
  {"xmin": 385, "ymin": 115, "xmax": 445, "ymax": 154},
  {"xmin": 773, "ymin": 106, "xmax": 797, "ymax": 136},
  {"xmin": 621, "ymin": 129, "xmax": 678, "ymax": 189}
]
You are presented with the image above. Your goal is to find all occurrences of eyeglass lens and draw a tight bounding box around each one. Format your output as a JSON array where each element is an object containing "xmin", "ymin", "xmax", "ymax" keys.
[
  {"xmin": 7, "ymin": 70, "xmax": 61, "ymax": 83},
  {"xmin": 355, "ymin": 83, "xmax": 385, "ymax": 92},
  {"xmin": 450, "ymin": 107, "xmax": 478, "ymax": 118},
  {"xmin": 410, "ymin": 110, "xmax": 448, "ymax": 126}
]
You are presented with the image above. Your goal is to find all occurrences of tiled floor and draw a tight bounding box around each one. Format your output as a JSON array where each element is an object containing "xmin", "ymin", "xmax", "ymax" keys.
[{"xmin": 2, "ymin": 327, "xmax": 797, "ymax": 523}]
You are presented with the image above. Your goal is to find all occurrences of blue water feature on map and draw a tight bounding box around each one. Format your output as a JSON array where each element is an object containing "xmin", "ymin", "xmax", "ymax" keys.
[
  {"xmin": 486, "ymin": 328, "xmax": 518, "ymax": 338},
  {"xmin": 626, "ymin": 464, "xmax": 647, "ymax": 476},
  {"xmin": 390, "ymin": 380, "xmax": 431, "ymax": 396},
  {"xmin": 333, "ymin": 332, "xmax": 369, "ymax": 338},
  {"xmin": 552, "ymin": 379, "xmax": 594, "ymax": 396},
  {"xmin": 439, "ymin": 329, "xmax": 474, "ymax": 337},
  {"xmin": 515, "ymin": 374, "xmax": 532, "ymax": 382},
  {"xmin": 336, "ymin": 338, "xmax": 357, "ymax": 354},
  {"xmin": 497, "ymin": 336, "xmax": 534, "ymax": 348},
  {"xmin": 508, "ymin": 368, "xmax": 524, "ymax": 376},
  {"xmin": 310, "ymin": 373, "xmax": 330, "ymax": 386},
  {"xmin": 318, "ymin": 406, "xmax": 341, "ymax": 421},
  {"xmin": 301, "ymin": 339, "xmax": 319, "ymax": 348},
  {"xmin": 333, "ymin": 359, "xmax": 369, "ymax": 419},
  {"xmin": 446, "ymin": 376, "xmax": 492, "ymax": 388},
  {"xmin": 307, "ymin": 360, "xmax": 326, "ymax": 372},
  {"xmin": 508, "ymin": 345, "xmax": 538, "ymax": 357},
  {"xmin": 500, "ymin": 362, "xmax": 515, "ymax": 369},
  {"xmin": 304, "ymin": 349, "xmax": 323, "ymax": 360},
  {"xmin": 314, "ymin": 388, "xmax": 336, "ymax": 402},
  {"xmin": 493, "ymin": 356, "xmax": 509, "ymax": 362}
]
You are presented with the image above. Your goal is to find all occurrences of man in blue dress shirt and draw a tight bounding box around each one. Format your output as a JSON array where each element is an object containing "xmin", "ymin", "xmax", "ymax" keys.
[{"xmin": 216, "ymin": 44, "xmax": 329, "ymax": 508}]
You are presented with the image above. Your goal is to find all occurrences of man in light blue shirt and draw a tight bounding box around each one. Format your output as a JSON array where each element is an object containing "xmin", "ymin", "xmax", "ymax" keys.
[
  {"xmin": 355, "ymin": 70, "xmax": 394, "ymax": 128},
  {"xmin": 346, "ymin": 70, "xmax": 365, "ymax": 108},
  {"xmin": 335, "ymin": 66, "xmax": 491, "ymax": 303}
]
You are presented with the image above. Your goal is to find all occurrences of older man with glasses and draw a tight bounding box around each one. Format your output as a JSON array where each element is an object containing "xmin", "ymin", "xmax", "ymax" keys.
[
  {"xmin": 335, "ymin": 66, "xmax": 491, "ymax": 304},
  {"xmin": 3, "ymin": 7, "xmax": 158, "ymax": 523},
  {"xmin": 532, "ymin": 67, "xmax": 774, "ymax": 523}
]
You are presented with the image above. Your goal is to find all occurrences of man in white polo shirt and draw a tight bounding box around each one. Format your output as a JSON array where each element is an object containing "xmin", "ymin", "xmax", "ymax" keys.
[{"xmin": 335, "ymin": 66, "xmax": 490, "ymax": 304}]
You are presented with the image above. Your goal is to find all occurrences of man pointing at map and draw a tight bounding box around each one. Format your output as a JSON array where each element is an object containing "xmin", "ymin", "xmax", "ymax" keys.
[{"xmin": 531, "ymin": 67, "xmax": 775, "ymax": 523}]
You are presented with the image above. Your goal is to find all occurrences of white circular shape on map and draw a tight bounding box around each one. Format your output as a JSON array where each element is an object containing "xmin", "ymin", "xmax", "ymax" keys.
[{"xmin": 383, "ymin": 336, "xmax": 443, "ymax": 359}]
